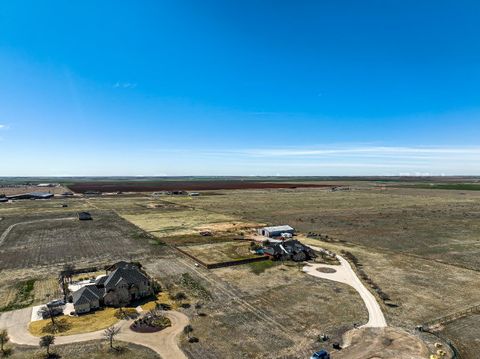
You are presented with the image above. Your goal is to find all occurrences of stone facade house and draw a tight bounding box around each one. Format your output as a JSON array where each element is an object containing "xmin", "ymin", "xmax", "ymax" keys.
[{"xmin": 72, "ymin": 262, "xmax": 153, "ymax": 314}]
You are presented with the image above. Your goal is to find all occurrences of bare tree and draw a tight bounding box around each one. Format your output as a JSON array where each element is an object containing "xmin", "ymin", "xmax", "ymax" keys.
[
  {"xmin": 103, "ymin": 326, "xmax": 121, "ymax": 350},
  {"xmin": 0, "ymin": 329, "xmax": 9, "ymax": 355},
  {"xmin": 61, "ymin": 264, "xmax": 75, "ymax": 301},
  {"xmin": 39, "ymin": 335, "xmax": 55, "ymax": 357}
]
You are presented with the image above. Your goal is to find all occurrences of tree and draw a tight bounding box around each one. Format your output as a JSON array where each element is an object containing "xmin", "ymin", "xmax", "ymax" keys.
[
  {"xmin": 183, "ymin": 325, "xmax": 193, "ymax": 339},
  {"xmin": 61, "ymin": 264, "xmax": 75, "ymax": 301},
  {"xmin": 0, "ymin": 329, "xmax": 9, "ymax": 355},
  {"xmin": 39, "ymin": 335, "xmax": 55, "ymax": 357},
  {"xmin": 103, "ymin": 326, "xmax": 121, "ymax": 350}
]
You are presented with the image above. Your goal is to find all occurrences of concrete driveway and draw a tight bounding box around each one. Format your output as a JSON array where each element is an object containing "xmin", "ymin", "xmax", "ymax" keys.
[
  {"xmin": 0, "ymin": 307, "xmax": 188, "ymax": 359},
  {"xmin": 303, "ymin": 250, "xmax": 387, "ymax": 328}
]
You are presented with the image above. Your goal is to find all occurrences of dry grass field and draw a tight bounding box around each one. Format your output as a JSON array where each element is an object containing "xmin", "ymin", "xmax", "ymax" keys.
[
  {"xmin": 177, "ymin": 241, "xmax": 258, "ymax": 264},
  {"xmin": 168, "ymin": 258, "xmax": 367, "ymax": 358},
  {"xmin": 1, "ymin": 182, "xmax": 480, "ymax": 357}
]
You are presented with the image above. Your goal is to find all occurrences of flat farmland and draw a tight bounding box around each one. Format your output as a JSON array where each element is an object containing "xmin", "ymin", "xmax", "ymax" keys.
[
  {"xmin": 164, "ymin": 187, "xmax": 480, "ymax": 270},
  {"xmin": 0, "ymin": 210, "xmax": 165, "ymax": 270},
  {"xmin": 0, "ymin": 184, "xmax": 70, "ymax": 196},
  {"xmin": 67, "ymin": 180, "xmax": 334, "ymax": 193}
]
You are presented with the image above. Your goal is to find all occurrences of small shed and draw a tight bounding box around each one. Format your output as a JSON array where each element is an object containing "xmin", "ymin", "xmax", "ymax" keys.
[
  {"xmin": 258, "ymin": 225, "xmax": 295, "ymax": 238},
  {"xmin": 78, "ymin": 212, "xmax": 92, "ymax": 220}
]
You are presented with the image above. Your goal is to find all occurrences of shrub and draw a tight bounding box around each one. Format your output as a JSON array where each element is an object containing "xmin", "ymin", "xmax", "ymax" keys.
[
  {"xmin": 42, "ymin": 318, "xmax": 71, "ymax": 334},
  {"xmin": 114, "ymin": 308, "xmax": 139, "ymax": 320},
  {"xmin": 172, "ymin": 292, "xmax": 187, "ymax": 301}
]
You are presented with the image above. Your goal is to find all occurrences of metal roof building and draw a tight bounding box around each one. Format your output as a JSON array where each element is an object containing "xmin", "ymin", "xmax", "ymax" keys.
[
  {"xmin": 7, "ymin": 192, "xmax": 54, "ymax": 200},
  {"xmin": 258, "ymin": 225, "xmax": 295, "ymax": 238}
]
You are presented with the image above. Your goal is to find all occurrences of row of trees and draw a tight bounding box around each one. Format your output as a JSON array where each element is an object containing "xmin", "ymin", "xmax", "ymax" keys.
[{"xmin": 0, "ymin": 325, "xmax": 121, "ymax": 357}]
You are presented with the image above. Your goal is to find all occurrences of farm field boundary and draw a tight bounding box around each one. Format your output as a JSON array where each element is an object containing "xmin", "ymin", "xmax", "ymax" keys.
[
  {"xmin": 68, "ymin": 180, "xmax": 334, "ymax": 193},
  {"xmin": 174, "ymin": 245, "xmax": 269, "ymax": 269}
]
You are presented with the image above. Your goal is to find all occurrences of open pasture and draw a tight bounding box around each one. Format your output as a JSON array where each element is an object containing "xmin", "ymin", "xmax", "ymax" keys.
[
  {"xmin": 177, "ymin": 241, "xmax": 258, "ymax": 264},
  {"xmin": 164, "ymin": 187, "xmax": 480, "ymax": 270}
]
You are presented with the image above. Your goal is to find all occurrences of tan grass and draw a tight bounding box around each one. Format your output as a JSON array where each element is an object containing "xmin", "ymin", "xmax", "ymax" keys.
[{"xmin": 29, "ymin": 307, "xmax": 119, "ymax": 336}]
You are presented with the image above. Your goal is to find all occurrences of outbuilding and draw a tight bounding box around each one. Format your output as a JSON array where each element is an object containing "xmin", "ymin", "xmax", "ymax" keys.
[
  {"xmin": 258, "ymin": 225, "xmax": 295, "ymax": 238},
  {"xmin": 7, "ymin": 192, "xmax": 54, "ymax": 200},
  {"xmin": 78, "ymin": 212, "xmax": 92, "ymax": 220}
]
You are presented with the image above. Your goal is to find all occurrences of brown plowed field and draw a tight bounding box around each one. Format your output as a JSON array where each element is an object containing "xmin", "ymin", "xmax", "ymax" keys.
[{"xmin": 68, "ymin": 180, "xmax": 333, "ymax": 193}]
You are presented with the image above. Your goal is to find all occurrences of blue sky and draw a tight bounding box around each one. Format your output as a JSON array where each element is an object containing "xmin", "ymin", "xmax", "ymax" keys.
[{"xmin": 1, "ymin": 0, "xmax": 479, "ymax": 176}]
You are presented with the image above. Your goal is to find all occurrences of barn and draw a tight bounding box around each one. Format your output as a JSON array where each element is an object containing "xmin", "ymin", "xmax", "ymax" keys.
[{"xmin": 258, "ymin": 225, "xmax": 295, "ymax": 238}]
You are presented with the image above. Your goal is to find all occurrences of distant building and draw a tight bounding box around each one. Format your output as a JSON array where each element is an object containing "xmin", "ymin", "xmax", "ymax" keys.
[
  {"xmin": 83, "ymin": 191, "xmax": 101, "ymax": 196},
  {"xmin": 7, "ymin": 192, "xmax": 54, "ymax": 200},
  {"xmin": 78, "ymin": 212, "xmax": 92, "ymax": 220},
  {"xmin": 258, "ymin": 225, "xmax": 295, "ymax": 238}
]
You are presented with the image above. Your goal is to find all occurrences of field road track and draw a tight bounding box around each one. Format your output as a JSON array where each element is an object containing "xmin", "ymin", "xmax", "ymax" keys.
[
  {"xmin": 0, "ymin": 307, "xmax": 188, "ymax": 359},
  {"xmin": 0, "ymin": 217, "xmax": 76, "ymax": 247},
  {"xmin": 303, "ymin": 248, "xmax": 387, "ymax": 328},
  {"xmin": 174, "ymin": 255, "xmax": 292, "ymax": 335}
]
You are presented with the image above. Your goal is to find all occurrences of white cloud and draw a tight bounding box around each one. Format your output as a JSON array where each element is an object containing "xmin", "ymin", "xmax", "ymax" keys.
[
  {"xmin": 113, "ymin": 82, "xmax": 137, "ymax": 89},
  {"xmin": 242, "ymin": 146, "xmax": 480, "ymax": 157}
]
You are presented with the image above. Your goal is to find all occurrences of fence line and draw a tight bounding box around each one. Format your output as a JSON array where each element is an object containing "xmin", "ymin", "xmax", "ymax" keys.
[
  {"xmin": 422, "ymin": 303, "xmax": 480, "ymax": 329},
  {"xmin": 174, "ymin": 246, "xmax": 269, "ymax": 269}
]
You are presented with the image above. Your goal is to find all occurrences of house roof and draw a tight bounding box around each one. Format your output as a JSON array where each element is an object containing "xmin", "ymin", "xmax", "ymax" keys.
[
  {"xmin": 262, "ymin": 225, "xmax": 294, "ymax": 233},
  {"xmin": 73, "ymin": 285, "xmax": 102, "ymax": 306},
  {"xmin": 72, "ymin": 263, "xmax": 149, "ymax": 308},
  {"xmin": 94, "ymin": 275, "xmax": 107, "ymax": 286},
  {"xmin": 104, "ymin": 266, "xmax": 148, "ymax": 289}
]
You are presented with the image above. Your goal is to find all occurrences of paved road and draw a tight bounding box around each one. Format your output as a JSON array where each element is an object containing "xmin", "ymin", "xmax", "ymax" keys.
[
  {"xmin": 0, "ymin": 307, "xmax": 188, "ymax": 359},
  {"xmin": 0, "ymin": 217, "xmax": 76, "ymax": 247},
  {"xmin": 303, "ymin": 249, "xmax": 387, "ymax": 328}
]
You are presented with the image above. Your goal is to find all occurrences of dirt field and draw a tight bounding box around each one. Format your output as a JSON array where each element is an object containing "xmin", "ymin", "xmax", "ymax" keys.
[
  {"xmin": 334, "ymin": 327, "xmax": 431, "ymax": 359},
  {"xmin": 4, "ymin": 340, "xmax": 159, "ymax": 359},
  {"xmin": 0, "ymin": 210, "xmax": 164, "ymax": 270},
  {"xmin": 67, "ymin": 180, "xmax": 334, "ymax": 193}
]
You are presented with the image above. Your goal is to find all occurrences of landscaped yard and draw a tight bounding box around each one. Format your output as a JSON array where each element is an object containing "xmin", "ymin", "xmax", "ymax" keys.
[
  {"xmin": 29, "ymin": 307, "xmax": 120, "ymax": 336},
  {"xmin": 140, "ymin": 292, "xmax": 179, "ymax": 311}
]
